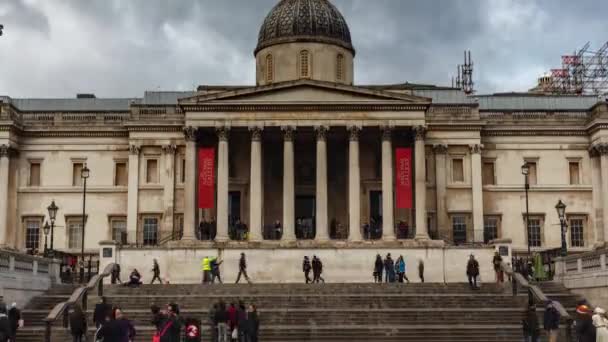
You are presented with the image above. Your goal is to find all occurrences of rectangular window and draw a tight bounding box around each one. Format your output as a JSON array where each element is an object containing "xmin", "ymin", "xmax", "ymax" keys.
[
  {"xmin": 569, "ymin": 162, "xmax": 580, "ymax": 185},
  {"xmin": 114, "ymin": 162, "xmax": 128, "ymax": 186},
  {"xmin": 452, "ymin": 158, "xmax": 464, "ymax": 182},
  {"xmin": 72, "ymin": 163, "xmax": 84, "ymax": 186},
  {"xmin": 111, "ymin": 218, "xmax": 127, "ymax": 244},
  {"xmin": 527, "ymin": 218, "xmax": 541, "ymax": 247},
  {"xmin": 483, "ymin": 216, "xmax": 499, "ymax": 243},
  {"xmin": 68, "ymin": 219, "xmax": 83, "ymax": 249},
  {"xmin": 146, "ymin": 159, "xmax": 158, "ymax": 184},
  {"xmin": 452, "ymin": 216, "xmax": 467, "ymax": 244},
  {"xmin": 142, "ymin": 217, "xmax": 159, "ymax": 246},
  {"xmin": 482, "ymin": 162, "xmax": 495, "ymax": 185},
  {"xmin": 24, "ymin": 219, "xmax": 41, "ymax": 250},
  {"xmin": 180, "ymin": 157, "xmax": 186, "ymax": 183},
  {"xmin": 570, "ymin": 218, "xmax": 585, "ymax": 247},
  {"xmin": 29, "ymin": 162, "xmax": 41, "ymax": 186},
  {"xmin": 527, "ymin": 162, "xmax": 537, "ymax": 185}
]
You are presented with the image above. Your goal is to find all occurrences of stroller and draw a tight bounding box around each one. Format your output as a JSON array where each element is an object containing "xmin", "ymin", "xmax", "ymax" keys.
[{"xmin": 184, "ymin": 318, "xmax": 202, "ymax": 342}]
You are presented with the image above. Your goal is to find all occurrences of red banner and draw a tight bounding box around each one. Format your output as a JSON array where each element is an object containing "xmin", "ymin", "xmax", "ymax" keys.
[
  {"xmin": 395, "ymin": 148, "xmax": 413, "ymax": 209},
  {"xmin": 198, "ymin": 148, "xmax": 215, "ymax": 209}
]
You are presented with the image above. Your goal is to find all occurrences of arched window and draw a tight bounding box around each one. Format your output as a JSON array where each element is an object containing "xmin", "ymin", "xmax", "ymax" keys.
[
  {"xmin": 300, "ymin": 50, "xmax": 310, "ymax": 78},
  {"xmin": 266, "ymin": 54, "xmax": 274, "ymax": 82},
  {"xmin": 336, "ymin": 54, "xmax": 344, "ymax": 81}
]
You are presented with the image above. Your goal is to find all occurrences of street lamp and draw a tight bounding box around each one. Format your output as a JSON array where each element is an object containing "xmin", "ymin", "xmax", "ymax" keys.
[
  {"xmin": 46, "ymin": 200, "xmax": 58, "ymax": 256},
  {"xmin": 80, "ymin": 164, "xmax": 90, "ymax": 283},
  {"xmin": 43, "ymin": 222, "xmax": 50, "ymax": 257},
  {"xmin": 521, "ymin": 163, "xmax": 531, "ymax": 258},
  {"xmin": 556, "ymin": 199, "xmax": 568, "ymax": 257}
]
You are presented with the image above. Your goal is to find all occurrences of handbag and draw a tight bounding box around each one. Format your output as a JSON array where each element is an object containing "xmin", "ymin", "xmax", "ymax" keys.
[
  {"xmin": 231, "ymin": 328, "xmax": 239, "ymax": 339},
  {"xmin": 152, "ymin": 321, "xmax": 173, "ymax": 342}
]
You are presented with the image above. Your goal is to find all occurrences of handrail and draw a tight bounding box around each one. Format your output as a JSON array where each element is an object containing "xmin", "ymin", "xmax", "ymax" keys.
[
  {"xmin": 501, "ymin": 261, "xmax": 573, "ymax": 341},
  {"xmin": 43, "ymin": 262, "xmax": 116, "ymax": 342}
]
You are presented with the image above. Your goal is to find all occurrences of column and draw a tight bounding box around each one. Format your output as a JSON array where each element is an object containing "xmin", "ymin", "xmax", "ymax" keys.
[
  {"xmin": 0, "ymin": 145, "xmax": 10, "ymax": 246},
  {"xmin": 598, "ymin": 144, "xmax": 608, "ymax": 243},
  {"xmin": 249, "ymin": 127, "xmax": 263, "ymax": 242},
  {"xmin": 414, "ymin": 126, "xmax": 429, "ymax": 239},
  {"xmin": 470, "ymin": 144, "xmax": 484, "ymax": 243},
  {"xmin": 433, "ymin": 144, "xmax": 449, "ymax": 241},
  {"xmin": 216, "ymin": 127, "xmax": 230, "ymax": 242},
  {"xmin": 126, "ymin": 144, "xmax": 140, "ymax": 244},
  {"xmin": 316, "ymin": 126, "xmax": 329, "ymax": 241},
  {"xmin": 381, "ymin": 127, "xmax": 395, "ymax": 240},
  {"xmin": 162, "ymin": 144, "xmax": 177, "ymax": 238},
  {"xmin": 590, "ymin": 147, "xmax": 604, "ymax": 244},
  {"xmin": 348, "ymin": 126, "xmax": 362, "ymax": 242},
  {"xmin": 182, "ymin": 127, "xmax": 197, "ymax": 240},
  {"xmin": 282, "ymin": 127, "xmax": 296, "ymax": 241}
]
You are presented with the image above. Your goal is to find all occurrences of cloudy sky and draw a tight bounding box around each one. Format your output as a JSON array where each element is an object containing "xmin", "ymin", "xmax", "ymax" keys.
[{"xmin": 0, "ymin": 0, "xmax": 606, "ymax": 98}]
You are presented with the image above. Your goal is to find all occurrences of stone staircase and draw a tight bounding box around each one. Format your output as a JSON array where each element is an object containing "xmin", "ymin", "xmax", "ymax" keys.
[{"xmin": 16, "ymin": 282, "xmax": 583, "ymax": 341}]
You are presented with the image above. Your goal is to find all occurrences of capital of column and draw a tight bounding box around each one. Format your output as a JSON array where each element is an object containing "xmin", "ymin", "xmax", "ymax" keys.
[
  {"xmin": 591, "ymin": 143, "xmax": 608, "ymax": 157},
  {"xmin": 216, "ymin": 127, "xmax": 230, "ymax": 141},
  {"xmin": 183, "ymin": 126, "xmax": 197, "ymax": 142},
  {"xmin": 129, "ymin": 145, "xmax": 141, "ymax": 155},
  {"xmin": 162, "ymin": 144, "xmax": 177, "ymax": 155},
  {"xmin": 315, "ymin": 126, "xmax": 329, "ymax": 141},
  {"xmin": 281, "ymin": 126, "xmax": 296, "ymax": 141},
  {"xmin": 413, "ymin": 126, "xmax": 427, "ymax": 141},
  {"xmin": 432, "ymin": 144, "xmax": 448, "ymax": 154},
  {"xmin": 0, "ymin": 145, "xmax": 9, "ymax": 158},
  {"xmin": 348, "ymin": 126, "xmax": 361, "ymax": 141},
  {"xmin": 469, "ymin": 144, "xmax": 483, "ymax": 154},
  {"xmin": 249, "ymin": 126, "xmax": 263, "ymax": 141},
  {"xmin": 381, "ymin": 126, "xmax": 393, "ymax": 141}
]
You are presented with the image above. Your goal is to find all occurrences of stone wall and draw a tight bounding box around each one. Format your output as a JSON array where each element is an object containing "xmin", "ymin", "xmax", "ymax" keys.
[
  {"xmin": 555, "ymin": 250, "xmax": 608, "ymax": 308},
  {"xmin": 0, "ymin": 250, "xmax": 60, "ymax": 306}
]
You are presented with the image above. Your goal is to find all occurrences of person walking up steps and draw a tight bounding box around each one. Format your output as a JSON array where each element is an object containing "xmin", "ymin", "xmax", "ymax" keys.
[
  {"xmin": 236, "ymin": 253, "xmax": 252, "ymax": 284},
  {"xmin": 374, "ymin": 254, "xmax": 383, "ymax": 283},
  {"xmin": 303, "ymin": 256, "xmax": 312, "ymax": 284},
  {"xmin": 418, "ymin": 259, "xmax": 425, "ymax": 283},
  {"xmin": 151, "ymin": 259, "xmax": 163, "ymax": 284}
]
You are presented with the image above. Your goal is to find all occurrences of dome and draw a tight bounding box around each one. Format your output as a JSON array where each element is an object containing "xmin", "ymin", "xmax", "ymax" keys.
[{"xmin": 255, "ymin": 0, "xmax": 354, "ymax": 55}]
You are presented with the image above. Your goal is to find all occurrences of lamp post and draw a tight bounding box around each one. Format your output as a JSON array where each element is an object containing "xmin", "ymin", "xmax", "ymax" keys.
[
  {"xmin": 556, "ymin": 199, "xmax": 568, "ymax": 257},
  {"xmin": 521, "ymin": 163, "xmax": 531, "ymax": 259},
  {"xmin": 43, "ymin": 222, "xmax": 50, "ymax": 257},
  {"xmin": 80, "ymin": 164, "xmax": 90, "ymax": 283},
  {"xmin": 46, "ymin": 200, "xmax": 58, "ymax": 256}
]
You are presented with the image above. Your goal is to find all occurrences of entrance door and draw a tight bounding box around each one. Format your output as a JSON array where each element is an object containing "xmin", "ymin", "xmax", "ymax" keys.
[
  {"xmin": 228, "ymin": 191, "xmax": 242, "ymax": 239},
  {"xmin": 295, "ymin": 195, "xmax": 315, "ymax": 239},
  {"xmin": 369, "ymin": 191, "xmax": 383, "ymax": 239}
]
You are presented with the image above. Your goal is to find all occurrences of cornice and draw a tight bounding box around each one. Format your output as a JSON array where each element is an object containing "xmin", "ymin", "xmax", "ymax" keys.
[
  {"xmin": 428, "ymin": 124, "xmax": 483, "ymax": 132},
  {"xmin": 181, "ymin": 103, "xmax": 429, "ymax": 112},
  {"xmin": 22, "ymin": 130, "xmax": 128, "ymax": 138},
  {"xmin": 126, "ymin": 126, "xmax": 183, "ymax": 132},
  {"xmin": 481, "ymin": 129, "xmax": 587, "ymax": 137}
]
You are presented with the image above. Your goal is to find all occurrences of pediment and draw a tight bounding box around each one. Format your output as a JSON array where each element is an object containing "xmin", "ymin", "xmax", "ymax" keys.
[{"xmin": 179, "ymin": 79, "xmax": 431, "ymax": 105}]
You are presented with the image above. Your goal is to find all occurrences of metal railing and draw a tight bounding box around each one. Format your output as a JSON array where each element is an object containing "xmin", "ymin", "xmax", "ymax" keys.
[
  {"xmin": 501, "ymin": 261, "xmax": 573, "ymax": 341},
  {"xmin": 43, "ymin": 263, "xmax": 116, "ymax": 342}
]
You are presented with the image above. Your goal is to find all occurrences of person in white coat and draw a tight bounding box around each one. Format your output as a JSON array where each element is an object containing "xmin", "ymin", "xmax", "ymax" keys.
[{"xmin": 593, "ymin": 307, "xmax": 608, "ymax": 342}]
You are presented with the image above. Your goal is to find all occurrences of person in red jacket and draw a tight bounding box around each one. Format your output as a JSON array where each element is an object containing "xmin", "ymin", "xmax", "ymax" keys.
[{"xmin": 227, "ymin": 303, "xmax": 237, "ymax": 333}]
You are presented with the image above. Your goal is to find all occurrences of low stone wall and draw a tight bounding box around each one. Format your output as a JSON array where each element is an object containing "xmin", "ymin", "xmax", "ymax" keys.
[
  {"xmin": 0, "ymin": 250, "xmax": 61, "ymax": 306},
  {"xmin": 555, "ymin": 249, "xmax": 608, "ymax": 308},
  {"xmin": 100, "ymin": 241, "xmax": 496, "ymax": 284}
]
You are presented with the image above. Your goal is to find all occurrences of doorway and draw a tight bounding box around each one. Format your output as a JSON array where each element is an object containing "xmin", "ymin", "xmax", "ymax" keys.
[
  {"xmin": 368, "ymin": 191, "xmax": 383, "ymax": 239},
  {"xmin": 228, "ymin": 191, "xmax": 243, "ymax": 240},
  {"xmin": 296, "ymin": 195, "xmax": 315, "ymax": 239}
]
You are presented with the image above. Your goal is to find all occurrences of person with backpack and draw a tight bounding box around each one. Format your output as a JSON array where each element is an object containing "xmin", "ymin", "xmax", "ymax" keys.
[
  {"xmin": 98, "ymin": 307, "xmax": 136, "ymax": 342},
  {"xmin": 0, "ymin": 304, "xmax": 12, "ymax": 342},
  {"xmin": 466, "ymin": 254, "xmax": 480, "ymax": 290},
  {"xmin": 395, "ymin": 256, "xmax": 409, "ymax": 283},
  {"xmin": 93, "ymin": 297, "xmax": 111, "ymax": 329},
  {"xmin": 543, "ymin": 300, "xmax": 560, "ymax": 342},
  {"xmin": 69, "ymin": 304, "xmax": 87, "ymax": 342}
]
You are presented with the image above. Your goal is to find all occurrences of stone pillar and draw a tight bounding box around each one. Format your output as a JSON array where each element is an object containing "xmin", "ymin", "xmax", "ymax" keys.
[
  {"xmin": 216, "ymin": 127, "xmax": 230, "ymax": 242},
  {"xmin": 348, "ymin": 126, "xmax": 362, "ymax": 242},
  {"xmin": 433, "ymin": 144, "xmax": 449, "ymax": 241},
  {"xmin": 590, "ymin": 147, "xmax": 604, "ymax": 244},
  {"xmin": 282, "ymin": 127, "xmax": 296, "ymax": 242},
  {"xmin": 315, "ymin": 126, "xmax": 329, "ymax": 241},
  {"xmin": 381, "ymin": 127, "xmax": 395, "ymax": 240},
  {"xmin": 414, "ymin": 126, "xmax": 429, "ymax": 239},
  {"xmin": 162, "ymin": 144, "xmax": 177, "ymax": 238},
  {"xmin": 126, "ymin": 144, "xmax": 140, "ymax": 244},
  {"xmin": 598, "ymin": 144, "xmax": 608, "ymax": 243},
  {"xmin": 0, "ymin": 145, "xmax": 10, "ymax": 246},
  {"xmin": 249, "ymin": 127, "xmax": 263, "ymax": 242},
  {"xmin": 470, "ymin": 144, "xmax": 484, "ymax": 243},
  {"xmin": 182, "ymin": 127, "xmax": 197, "ymax": 240}
]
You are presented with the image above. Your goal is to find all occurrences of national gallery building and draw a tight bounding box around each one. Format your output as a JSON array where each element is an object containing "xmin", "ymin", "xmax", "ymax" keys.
[{"xmin": 1, "ymin": 0, "xmax": 607, "ymax": 265}]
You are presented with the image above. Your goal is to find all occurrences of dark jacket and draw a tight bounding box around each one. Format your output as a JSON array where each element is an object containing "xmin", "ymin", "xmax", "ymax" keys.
[
  {"xmin": 93, "ymin": 303, "xmax": 111, "ymax": 326},
  {"xmin": 467, "ymin": 259, "xmax": 480, "ymax": 276},
  {"xmin": 236, "ymin": 307, "xmax": 247, "ymax": 328},
  {"xmin": 492, "ymin": 255, "xmax": 503, "ymax": 271},
  {"xmin": 228, "ymin": 306, "xmax": 237, "ymax": 329},
  {"xmin": 303, "ymin": 259, "xmax": 311, "ymax": 272},
  {"xmin": 374, "ymin": 258, "xmax": 383, "ymax": 273},
  {"xmin": 69, "ymin": 310, "xmax": 87, "ymax": 336},
  {"xmin": 543, "ymin": 304, "xmax": 560, "ymax": 330},
  {"xmin": 384, "ymin": 258, "xmax": 394, "ymax": 273},
  {"xmin": 151, "ymin": 312, "xmax": 165, "ymax": 331},
  {"xmin": 522, "ymin": 309, "xmax": 539, "ymax": 336},
  {"xmin": 312, "ymin": 258, "xmax": 322, "ymax": 273},
  {"xmin": 239, "ymin": 256, "xmax": 247, "ymax": 270},
  {"xmin": 575, "ymin": 315, "xmax": 596, "ymax": 342},
  {"xmin": 215, "ymin": 309, "xmax": 229, "ymax": 324},
  {"xmin": 243, "ymin": 311, "xmax": 260, "ymax": 337},
  {"xmin": 98, "ymin": 318, "xmax": 136, "ymax": 342},
  {"xmin": 0, "ymin": 315, "xmax": 11, "ymax": 342},
  {"xmin": 153, "ymin": 263, "xmax": 160, "ymax": 276},
  {"xmin": 159, "ymin": 315, "xmax": 182, "ymax": 342},
  {"xmin": 7, "ymin": 307, "xmax": 20, "ymax": 333}
]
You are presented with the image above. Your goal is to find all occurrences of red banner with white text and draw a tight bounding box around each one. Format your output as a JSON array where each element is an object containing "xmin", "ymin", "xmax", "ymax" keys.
[
  {"xmin": 198, "ymin": 148, "xmax": 215, "ymax": 209},
  {"xmin": 395, "ymin": 148, "xmax": 413, "ymax": 209}
]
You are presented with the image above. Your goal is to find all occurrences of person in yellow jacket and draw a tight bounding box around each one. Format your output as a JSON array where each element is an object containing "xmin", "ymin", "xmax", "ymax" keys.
[{"xmin": 201, "ymin": 256, "xmax": 211, "ymax": 284}]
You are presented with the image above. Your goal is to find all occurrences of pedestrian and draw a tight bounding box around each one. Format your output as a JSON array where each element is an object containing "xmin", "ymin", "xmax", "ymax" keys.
[
  {"xmin": 303, "ymin": 256, "xmax": 312, "ymax": 284},
  {"xmin": 209, "ymin": 302, "xmax": 218, "ymax": 342},
  {"xmin": 243, "ymin": 304, "xmax": 260, "ymax": 342},
  {"xmin": 211, "ymin": 257, "xmax": 224, "ymax": 284},
  {"xmin": 7, "ymin": 302, "xmax": 21, "ymax": 342},
  {"xmin": 157, "ymin": 303, "xmax": 182, "ymax": 342},
  {"xmin": 492, "ymin": 252, "xmax": 504, "ymax": 283},
  {"xmin": 202, "ymin": 256, "xmax": 211, "ymax": 284},
  {"xmin": 575, "ymin": 304, "xmax": 597, "ymax": 342},
  {"xmin": 522, "ymin": 305, "xmax": 540, "ymax": 342},
  {"xmin": 316, "ymin": 256, "xmax": 325, "ymax": 283},
  {"xmin": 98, "ymin": 307, "xmax": 136, "ymax": 342},
  {"xmin": 215, "ymin": 301, "xmax": 230, "ymax": 342},
  {"xmin": 593, "ymin": 307, "xmax": 608, "ymax": 342},
  {"xmin": 543, "ymin": 300, "xmax": 560, "ymax": 342},
  {"xmin": 236, "ymin": 253, "xmax": 252, "ymax": 284},
  {"xmin": 395, "ymin": 256, "xmax": 409, "ymax": 283},
  {"xmin": 236, "ymin": 301, "xmax": 247, "ymax": 341},
  {"xmin": 374, "ymin": 254, "xmax": 383, "ymax": 283},
  {"xmin": 0, "ymin": 303, "xmax": 11, "ymax": 342},
  {"xmin": 151, "ymin": 259, "xmax": 163, "ymax": 284},
  {"xmin": 111, "ymin": 263, "xmax": 122, "ymax": 284},
  {"xmin": 227, "ymin": 302, "xmax": 237, "ymax": 337},
  {"xmin": 69, "ymin": 304, "xmax": 87, "ymax": 342},
  {"xmin": 312, "ymin": 256, "xmax": 325, "ymax": 283},
  {"xmin": 466, "ymin": 254, "xmax": 480, "ymax": 290},
  {"xmin": 384, "ymin": 253, "xmax": 395, "ymax": 283},
  {"xmin": 150, "ymin": 304, "xmax": 164, "ymax": 331},
  {"xmin": 93, "ymin": 296, "xmax": 111, "ymax": 329},
  {"xmin": 418, "ymin": 260, "xmax": 425, "ymax": 283}
]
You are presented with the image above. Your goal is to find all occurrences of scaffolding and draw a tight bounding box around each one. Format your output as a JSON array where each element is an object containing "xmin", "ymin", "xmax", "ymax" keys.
[
  {"xmin": 548, "ymin": 41, "xmax": 608, "ymax": 95},
  {"xmin": 452, "ymin": 50, "xmax": 475, "ymax": 94}
]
